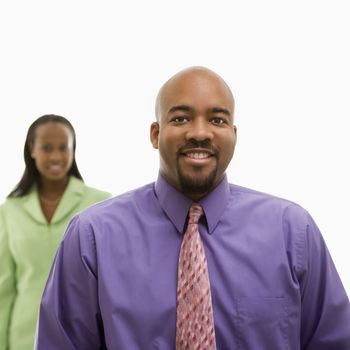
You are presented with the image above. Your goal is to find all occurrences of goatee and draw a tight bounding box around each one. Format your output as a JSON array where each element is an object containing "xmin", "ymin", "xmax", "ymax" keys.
[
  {"xmin": 176, "ymin": 139, "xmax": 219, "ymax": 198},
  {"xmin": 177, "ymin": 166, "xmax": 218, "ymax": 198}
]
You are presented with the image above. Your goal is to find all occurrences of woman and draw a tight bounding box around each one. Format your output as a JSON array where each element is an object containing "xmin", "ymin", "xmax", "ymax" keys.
[{"xmin": 0, "ymin": 114, "xmax": 111, "ymax": 350}]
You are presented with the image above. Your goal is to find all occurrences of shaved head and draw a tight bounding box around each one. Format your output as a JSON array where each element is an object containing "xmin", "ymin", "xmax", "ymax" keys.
[{"xmin": 155, "ymin": 66, "xmax": 235, "ymax": 122}]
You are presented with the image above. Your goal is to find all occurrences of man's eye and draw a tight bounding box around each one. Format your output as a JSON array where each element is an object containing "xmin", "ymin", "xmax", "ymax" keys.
[
  {"xmin": 211, "ymin": 118, "xmax": 227, "ymax": 125},
  {"xmin": 172, "ymin": 116, "xmax": 189, "ymax": 124}
]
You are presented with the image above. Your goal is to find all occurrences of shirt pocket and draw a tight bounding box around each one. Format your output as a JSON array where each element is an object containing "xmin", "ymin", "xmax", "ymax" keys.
[{"xmin": 235, "ymin": 296, "xmax": 290, "ymax": 350}]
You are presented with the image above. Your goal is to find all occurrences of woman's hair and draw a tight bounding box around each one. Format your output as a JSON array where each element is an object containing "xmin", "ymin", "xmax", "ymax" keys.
[{"xmin": 8, "ymin": 114, "xmax": 84, "ymax": 197}]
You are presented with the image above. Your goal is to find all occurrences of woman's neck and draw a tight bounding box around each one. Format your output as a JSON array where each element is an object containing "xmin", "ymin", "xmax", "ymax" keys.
[{"xmin": 38, "ymin": 176, "xmax": 69, "ymax": 197}]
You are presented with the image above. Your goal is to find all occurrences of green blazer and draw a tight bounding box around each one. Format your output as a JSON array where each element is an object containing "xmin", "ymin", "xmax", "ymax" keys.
[{"xmin": 0, "ymin": 176, "xmax": 111, "ymax": 350}]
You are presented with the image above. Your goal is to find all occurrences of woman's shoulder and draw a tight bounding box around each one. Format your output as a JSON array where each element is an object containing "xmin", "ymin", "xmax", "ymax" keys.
[
  {"xmin": 68, "ymin": 177, "xmax": 111, "ymax": 202},
  {"xmin": 83, "ymin": 185, "xmax": 111, "ymax": 201},
  {"xmin": 1, "ymin": 189, "xmax": 36, "ymax": 211}
]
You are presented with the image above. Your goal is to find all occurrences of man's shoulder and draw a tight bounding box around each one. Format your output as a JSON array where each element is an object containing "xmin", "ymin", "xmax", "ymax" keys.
[
  {"xmin": 228, "ymin": 183, "xmax": 309, "ymax": 219},
  {"xmin": 229, "ymin": 183, "xmax": 298, "ymax": 203}
]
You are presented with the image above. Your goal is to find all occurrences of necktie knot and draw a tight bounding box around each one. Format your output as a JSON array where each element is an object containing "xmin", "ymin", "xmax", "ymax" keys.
[{"xmin": 188, "ymin": 203, "xmax": 203, "ymax": 224}]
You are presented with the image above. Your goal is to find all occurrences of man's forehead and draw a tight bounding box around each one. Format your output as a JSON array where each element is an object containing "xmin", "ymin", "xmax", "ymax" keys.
[{"xmin": 156, "ymin": 67, "xmax": 234, "ymax": 120}]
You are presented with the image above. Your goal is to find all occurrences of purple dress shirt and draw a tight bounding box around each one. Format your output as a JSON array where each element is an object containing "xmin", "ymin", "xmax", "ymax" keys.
[{"xmin": 36, "ymin": 175, "xmax": 350, "ymax": 349}]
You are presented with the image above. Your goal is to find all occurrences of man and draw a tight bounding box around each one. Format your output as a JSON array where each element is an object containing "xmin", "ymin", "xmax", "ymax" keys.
[{"xmin": 36, "ymin": 67, "xmax": 350, "ymax": 349}]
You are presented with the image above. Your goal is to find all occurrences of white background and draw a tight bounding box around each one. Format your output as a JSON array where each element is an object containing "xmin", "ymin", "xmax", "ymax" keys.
[{"xmin": 1, "ymin": 1, "xmax": 349, "ymax": 294}]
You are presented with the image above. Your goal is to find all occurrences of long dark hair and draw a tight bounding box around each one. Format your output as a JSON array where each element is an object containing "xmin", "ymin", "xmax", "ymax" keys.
[{"xmin": 8, "ymin": 114, "xmax": 84, "ymax": 197}]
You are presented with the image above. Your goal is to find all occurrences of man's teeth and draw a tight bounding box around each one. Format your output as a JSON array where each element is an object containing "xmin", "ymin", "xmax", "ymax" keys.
[{"xmin": 187, "ymin": 152, "xmax": 210, "ymax": 159}]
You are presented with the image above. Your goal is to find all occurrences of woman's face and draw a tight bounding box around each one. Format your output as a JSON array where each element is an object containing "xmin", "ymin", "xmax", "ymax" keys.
[{"xmin": 30, "ymin": 122, "xmax": 74, "ymax": 182}]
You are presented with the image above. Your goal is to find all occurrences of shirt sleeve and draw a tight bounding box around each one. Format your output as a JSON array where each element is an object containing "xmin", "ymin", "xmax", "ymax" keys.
[
  {"xmin": 0, "ymin": 205, "xmax": 16, "ymax": 350},
  {"xmin": 299, "ymin": 213, "xmax": 350, "ymax": 349},
  {"xmin": 35, "ymin": 215, "xmax": 106, "ymax": 350}
]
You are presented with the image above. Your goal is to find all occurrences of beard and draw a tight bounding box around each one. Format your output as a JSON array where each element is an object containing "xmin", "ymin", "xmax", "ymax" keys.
[{"xmin": 177, "ymin": 159, "xmax": 218, "ymax": 198}]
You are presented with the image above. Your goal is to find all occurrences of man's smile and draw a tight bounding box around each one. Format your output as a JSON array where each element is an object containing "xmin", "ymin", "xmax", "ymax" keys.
[{"xmin": 179, "ymin": 149, "xmax": 216, "ymax": 166}]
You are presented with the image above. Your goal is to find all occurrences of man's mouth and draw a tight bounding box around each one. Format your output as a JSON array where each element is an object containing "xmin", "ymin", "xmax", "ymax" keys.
[
  {"xmin": 178, "ymin": 148, "xmax": 216, "ymax": 165},
  {"xmin": 184, "ymin": 151, "xmax": 212, "ymax": 159}
]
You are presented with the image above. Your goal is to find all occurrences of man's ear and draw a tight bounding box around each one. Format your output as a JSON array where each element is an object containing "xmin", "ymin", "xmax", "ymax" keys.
[{"xmin": 150, "ymin": 122, "xmax": 160, "ymax": 149}]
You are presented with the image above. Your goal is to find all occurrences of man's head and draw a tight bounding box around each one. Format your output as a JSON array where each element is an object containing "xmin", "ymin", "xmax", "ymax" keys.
[{"xmin": 151, "ymin": 66, "xmax": 237, "ymax": 200}]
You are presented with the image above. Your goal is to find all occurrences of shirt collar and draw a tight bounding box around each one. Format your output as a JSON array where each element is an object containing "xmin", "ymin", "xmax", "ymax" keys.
[{"xmin": 154, "ymin": 173, "xmax": 230, "ymax": 234}]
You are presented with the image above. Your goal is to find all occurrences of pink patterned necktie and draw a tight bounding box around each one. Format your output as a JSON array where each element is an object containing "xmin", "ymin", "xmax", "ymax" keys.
[{"xmin": 176, "ymin": 203, "xmax": 217, "ymax": 350}]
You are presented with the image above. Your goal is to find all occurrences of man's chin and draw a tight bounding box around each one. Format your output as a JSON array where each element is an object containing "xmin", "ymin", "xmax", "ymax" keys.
[{"xmin": 177, "ymin": 171, "xmax": 217, "ymax": 197}]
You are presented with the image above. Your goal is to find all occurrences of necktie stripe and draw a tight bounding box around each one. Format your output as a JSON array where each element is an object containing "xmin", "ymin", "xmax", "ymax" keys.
[
  {"xmin": 177, "ymin": 289, "xmax": 211, "ymax": 325},
  {"xmin": 177, "ymin": 265, "xmax": 207, "ymax": 299}
]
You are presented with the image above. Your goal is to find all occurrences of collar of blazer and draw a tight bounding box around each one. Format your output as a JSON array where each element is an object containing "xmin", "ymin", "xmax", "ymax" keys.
[{"xmin": 22, "ymin": 176, "xmax": 85, "ymax": 225}]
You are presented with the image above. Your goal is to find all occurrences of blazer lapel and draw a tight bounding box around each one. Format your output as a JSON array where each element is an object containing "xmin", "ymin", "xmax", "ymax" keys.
[
  {"xmin": 22, "ymin": 188, "xmax": 47, "ymax": 224},
  {"xmin": 50, "ymin": 177, "xmax": 85, "ymax": 224}
]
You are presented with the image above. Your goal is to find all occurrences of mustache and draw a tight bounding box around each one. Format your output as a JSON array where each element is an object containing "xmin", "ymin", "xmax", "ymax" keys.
[{"xmin": 177, "ymin": 139, "xmax": 218, "ymax": 155}]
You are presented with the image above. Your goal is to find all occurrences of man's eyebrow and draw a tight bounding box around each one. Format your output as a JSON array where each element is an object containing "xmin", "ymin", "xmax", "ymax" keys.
[
  {"xmin": 168, "ymin": 105, "xmax": 194, "ymax": 114},
  {"xmin": 210, "ymin": 107, "xmax": 231, "ymax": 116},
  {"xmin": 167, "ymin": 105, "xmax": 231, "ymax": 116}
]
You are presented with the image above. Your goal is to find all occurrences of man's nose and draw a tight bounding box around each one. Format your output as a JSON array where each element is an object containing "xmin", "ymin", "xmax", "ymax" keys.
[{"xmin": 185, "ymin": 118, "xmax": 213, "ymax": 142}]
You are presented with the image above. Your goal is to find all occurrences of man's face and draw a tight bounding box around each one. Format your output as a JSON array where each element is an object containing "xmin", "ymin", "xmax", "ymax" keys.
[{"xmin": 151, "ymin": 69, "xmax": 237, "ymax": 199}]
